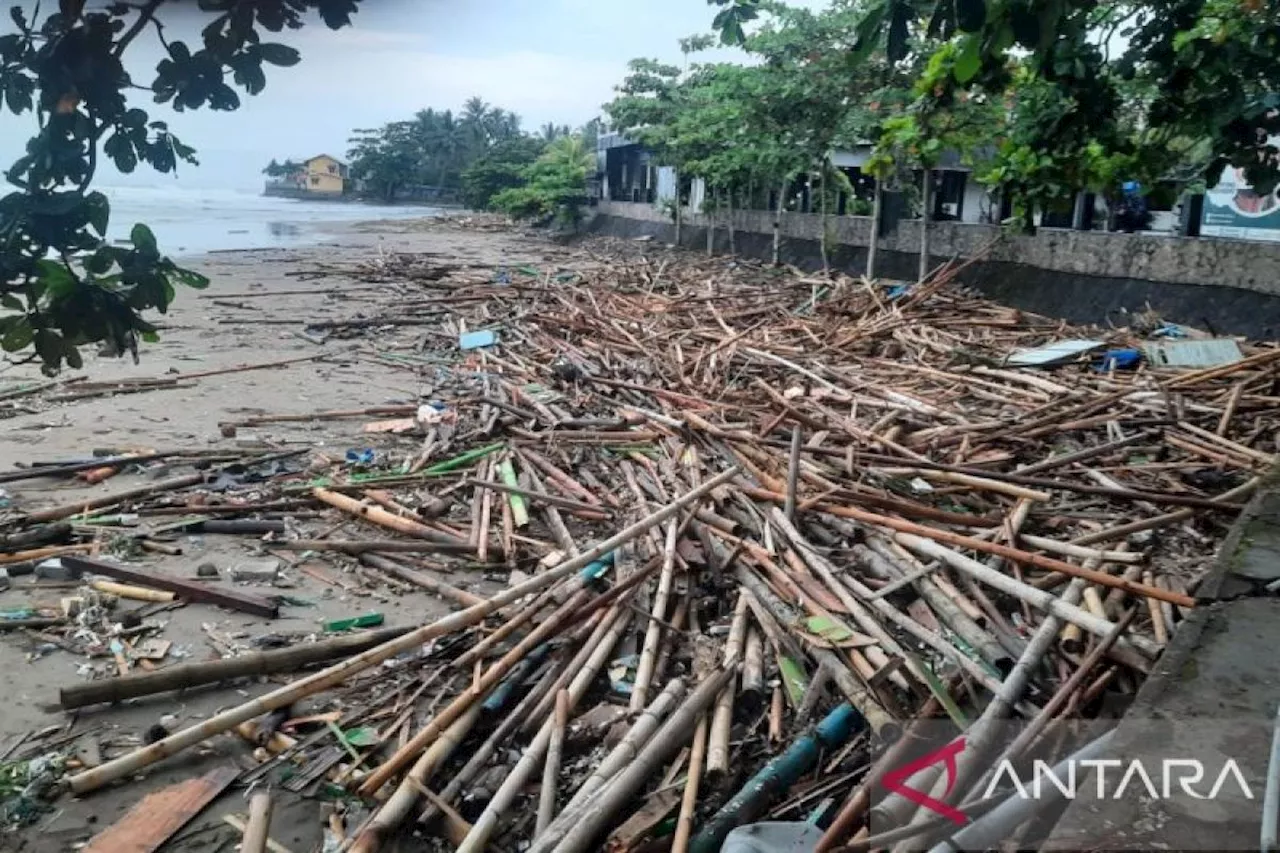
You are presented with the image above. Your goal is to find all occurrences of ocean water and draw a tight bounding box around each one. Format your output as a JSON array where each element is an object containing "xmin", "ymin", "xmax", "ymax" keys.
[{"xmin": 99, "ymin": 185, "xmax": 445, "ymax": 256}]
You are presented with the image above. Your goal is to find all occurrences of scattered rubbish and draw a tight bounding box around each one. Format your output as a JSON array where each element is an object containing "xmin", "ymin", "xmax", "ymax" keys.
[
  {"xmin": 1144, "ymin": 338, "xmax": 1244, "ymax": 368},
  {"xmin": 459, "ymin": 329, "xmax": 498, "ymax": 350},
  {"xmin": 1006, "ymin": 339, "xmax": 1107, "ymax": 367},
  {"xmin": 322, "ymin": 613, "xmax": 385, "ymax": 632},
  {"xmin": 721, "ymin": 823, "xmax": 823, "ymax": 853},
  {"xmin": 1096, "ymin": 348, "xmax": 1142, "ymax": 371},
  {"xmin": 230, "ymin": 558, "xmax": 282, "ymax": 584},
  {"xmin": 345, "ymin": 448, "xmax": 376, "ymax": 466}
]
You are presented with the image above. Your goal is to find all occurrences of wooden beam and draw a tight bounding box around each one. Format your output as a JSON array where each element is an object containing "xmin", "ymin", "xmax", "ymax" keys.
[{"xmin": 63, "ymin": 556, "xmax": 278, "ymax": 618}]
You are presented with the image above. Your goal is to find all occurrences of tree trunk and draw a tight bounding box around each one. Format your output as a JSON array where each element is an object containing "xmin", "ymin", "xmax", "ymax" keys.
[
  {"xmin": 706, "ymin": 186, "xmax": 715, "ymax": 257},
  {"xmin": 772, "ymin": 176, "xmax": 788, "ymax": 267},
  {"xmin": 732, "ymin": 185, "xmax": 742, "ymax": 252},
  {"xmin": 819, "ymin": 163, "xmax": 830, "ymax": 275},
  {"xmin": 918, "ymin": 168, "xmax": 932, "ymax": 282},
  {"xmin": 866, "ymin": 178, "xmax": 882, "ymax": 281},
  {"xmin": 674, "ymin": 169, "xmax": 682, "ymax": 247}
]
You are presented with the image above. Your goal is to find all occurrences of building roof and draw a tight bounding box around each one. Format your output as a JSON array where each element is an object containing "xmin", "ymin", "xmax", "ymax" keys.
[{"xmin": 303, "ymin": 154, "xmax": 346, "ymax": 166}]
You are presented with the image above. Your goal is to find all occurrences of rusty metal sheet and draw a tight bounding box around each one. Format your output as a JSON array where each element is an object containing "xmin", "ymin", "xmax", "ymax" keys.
[{"xmin": 82, "ymin": 766, "xmax": 238, "ymax": 853}]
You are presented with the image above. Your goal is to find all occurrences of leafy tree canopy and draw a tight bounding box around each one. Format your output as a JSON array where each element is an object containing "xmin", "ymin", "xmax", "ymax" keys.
[{"xmin": 1, "ymin": 0, "xmax": 360, "ymax": 373}]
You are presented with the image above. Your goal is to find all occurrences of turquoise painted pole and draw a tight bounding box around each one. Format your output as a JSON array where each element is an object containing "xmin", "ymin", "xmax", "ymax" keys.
[{"xmin": 690, "ymin": 702, "xmax": 865, "ymax": 853}]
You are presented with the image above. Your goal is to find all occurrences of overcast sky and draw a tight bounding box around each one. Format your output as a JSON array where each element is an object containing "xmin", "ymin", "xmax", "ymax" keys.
[{"xmin": 0, "ymin": 0, "xmax": 825, "ymax": 191}]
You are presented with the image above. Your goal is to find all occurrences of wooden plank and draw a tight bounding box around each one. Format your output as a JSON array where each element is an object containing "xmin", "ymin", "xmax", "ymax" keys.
[
  {"xmin": 82, "ymin": 766, "xmax": 238, "ymax": 853},
  {"xmin": 63, "ymin": 556, "xmax": 278, "ymax": 618}
]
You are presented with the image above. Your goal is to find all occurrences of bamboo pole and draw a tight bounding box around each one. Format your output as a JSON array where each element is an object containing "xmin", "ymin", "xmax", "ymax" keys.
[
  {"xmin": 88, "ymin": 579, "xmax": 174, "ymax": 603},
  {"xmin": 60, "ymin": 628, "xmax": 412, "ymax": 710},
  {"xmin": 538, "ymin": 690, "xmax": 570, "ymax": 835},
  {"xmin": 821, "ymin": 500, "xmax": 1192, "ymax": 607},
  {"xmin": 556, "ymin": 678, "xmax": 687, "ymax": 819},
  {"xmin": 456, "ymin": 606, "xmax": 634, "ymax": 853},
  {"xmin": 357, "ymin": 589, "xmax": 591, "ymax": 798},
  {"xmin": 357, "ymin": 554, "xmax": 485, "ymax": 608},
  {"xmin": 880, "ymin": 580, "xmax": 1086, "ymax": 834},
  {"xmin": 631, "ymin": 518, "xmax": 678, "ymax": 711},
  {"xmin": 672, "ymin": 715, "xmax": 708, "ymax": 853},
  {"xmin": 416, "ymin": 616, "xmax": 611, "ymax": 828},
  {"xmin": 348, "ymin": 702, "xmax": 482, "ymax": 853},
  {"xmin": 242, "ymin": 792, "xmax": 273, "ymax": 853},
  {"xmin": 68, "ymin": 469, "xmax": 736, "ymax": 795},
  {"xmin": 313, "ymin": 487, "xmax": 480, "ymax": 552},
  {"xmin": 785, "ymin": 425, "xmax": 802, "ymax": 520},
  {"xmin": 893, "ymin": 531, "xmax": 1158, "ymax": 664},
  {"xmin": 742, "ymin": 628, "xmax": 765, "ymax": 697},
  {"xmin": 525, "ymin": 667, "xmax": 736, "ymax": 853},
  {"xmin": 707, "ymin": 593, "xmax": 749, "ymax": 777}
]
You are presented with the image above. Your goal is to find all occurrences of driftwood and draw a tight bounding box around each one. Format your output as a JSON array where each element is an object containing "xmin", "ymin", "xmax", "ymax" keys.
[{"xmin": 59, "ymin": 628, "xmax": 412, "ymax": 709}]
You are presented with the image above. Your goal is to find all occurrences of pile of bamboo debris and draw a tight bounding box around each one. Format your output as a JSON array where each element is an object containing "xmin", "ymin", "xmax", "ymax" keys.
[{"xmin": 7, "ymin": 235, "xmax": 1278, "ymax": 852}]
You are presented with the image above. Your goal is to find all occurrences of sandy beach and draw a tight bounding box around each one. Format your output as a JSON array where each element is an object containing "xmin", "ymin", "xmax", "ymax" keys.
[{"xmin": 0, "ymin": 216, "xmax": 566, "ymax": 852}]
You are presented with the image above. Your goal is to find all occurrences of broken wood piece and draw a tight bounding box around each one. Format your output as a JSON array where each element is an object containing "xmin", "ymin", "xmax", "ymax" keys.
[
  {"xmin": 63, "ymin": 556, "xmax": 278, "ymax": 617},
  {"xmin": 82, "ymin": 767, "xmax": 238, "ymax": 853}
]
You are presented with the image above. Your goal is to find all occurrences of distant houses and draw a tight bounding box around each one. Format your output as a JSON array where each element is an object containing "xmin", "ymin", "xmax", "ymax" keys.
[{"xmin": 263, "ymin": 154, "xmax": 348, "ymax": 198}]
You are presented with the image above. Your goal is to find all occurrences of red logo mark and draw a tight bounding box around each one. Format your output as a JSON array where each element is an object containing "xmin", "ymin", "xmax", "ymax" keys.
[{"xmin": 881, "ymin": 737, "xmax": 969, "ymax": 826}]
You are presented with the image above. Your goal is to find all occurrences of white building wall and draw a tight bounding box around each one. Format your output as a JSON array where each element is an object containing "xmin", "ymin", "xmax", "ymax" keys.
[
  {"xmin": 689, "ymin": 177, "xmax": 706, "ymax": 213},
  {"xmin": 656, "ymin": 166, "xmax": 678, "ymax": 204},
  {"xmin": 962, "ymin": 180, "xmax": 993, "ymax": 224}
]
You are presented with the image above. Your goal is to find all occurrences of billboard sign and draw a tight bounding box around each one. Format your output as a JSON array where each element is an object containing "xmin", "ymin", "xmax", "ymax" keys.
[{"xmin": 1201, "ymin": 145, "xmax": 1280, "ymax": 242}]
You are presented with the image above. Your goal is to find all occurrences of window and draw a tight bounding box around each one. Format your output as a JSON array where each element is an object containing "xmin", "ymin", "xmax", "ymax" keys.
[
  {"xmin": 310, "ymin": 176, "xmax": 320, "ymax": 186},
  {"xmin": 328, "ymin": 164, "xmax": 337, "ymax": 174}
]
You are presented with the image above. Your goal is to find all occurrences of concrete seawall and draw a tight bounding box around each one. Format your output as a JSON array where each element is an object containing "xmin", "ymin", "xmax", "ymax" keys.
[{"xmin": 590, "ymin": 201, "xmax": 1280, "ymax": 339}]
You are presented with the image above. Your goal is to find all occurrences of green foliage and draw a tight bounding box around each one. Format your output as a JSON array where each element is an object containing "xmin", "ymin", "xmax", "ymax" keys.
[
  {"xmin": 711, "ymin": 0, "xmax": 1280, "ymax": 216},
  {"xmin": 461, "ymin": 136, "xmax": 547, "ymax": 211},
  {"xmin": 346, "ymin": 99, "xmax": 524, "ymax": 202},
  {"xmin": 611, "ymin": 2, "xmax": 876, "ymax": 214},
  {"xmin": 261, "ymin": 157, "xmax": 303, "ymax": 177},
  {"xmin": 491, "ymin": 136, "xmax": 595, "ymax": 228},
  {"xmin": 1, "ymin": 0, "xmax": 359, "ymax": 373}
]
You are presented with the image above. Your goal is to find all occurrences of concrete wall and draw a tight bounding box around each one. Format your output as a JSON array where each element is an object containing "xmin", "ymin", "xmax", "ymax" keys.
[{"xmin": 592, "ymin": 200, "xmax": 1280, "ymax": 339}]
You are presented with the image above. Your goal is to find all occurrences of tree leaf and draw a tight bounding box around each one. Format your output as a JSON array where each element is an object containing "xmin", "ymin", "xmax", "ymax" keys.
[
  {"xmin": 170, "ymin": 266, "xmax": 210, "ymax": 289},
  {"xmin": 1, "ymin": 318, "xmax": 34, "ymax": 352},
  {"xmin": 954, "ymin": 37, "xmax": 982, "ymax": 83},
  {"xmin": 130, "ymin": 223, "xmax": 157, "ymax": 254},
  {"xmin": 85, "ymin": 192, "xmax": 110, "ymax": 236},
  {"xmin": 257, "ymin": 43, "xmax": 301, "ymax": 67},
  {"xmin": 0, "ymin": 295, "xmax": 24, "ymax": 312},
  {"xmin": 35, "ymin": 260, "xmax": 78, "ymax": 299}
]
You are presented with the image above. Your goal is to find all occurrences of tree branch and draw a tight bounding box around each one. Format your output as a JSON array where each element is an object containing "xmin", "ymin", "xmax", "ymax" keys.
[{"xmin": 113, "ymin": 0, "xmax": 166, "ymax": 58}]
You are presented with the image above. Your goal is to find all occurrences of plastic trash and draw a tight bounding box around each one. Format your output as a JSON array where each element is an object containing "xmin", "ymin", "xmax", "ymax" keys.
[
  {"xmin": 720, "ymin": 823, "xmax": 821, "ymax": 853},
  {"xmin": 345, "ymin": 448, "xmax": 376, "ymax": 466},
  {"xmin": 460, "ymin": 329, "xmax": 498, "ymax": 350},
  {"xmin": 1096, "ymin": 348, "xmax": 1142, "ymax": 372}
]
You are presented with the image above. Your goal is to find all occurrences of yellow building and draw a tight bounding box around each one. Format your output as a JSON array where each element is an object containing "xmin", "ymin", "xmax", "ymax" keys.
[
  {"xmin": 264, "ymin": 154, "xmax": 348, "ymax": 198},
  {"xmin": 299, "ymin": 154, "xmax": 346, "ymax": 195}
]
